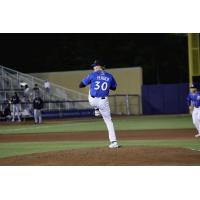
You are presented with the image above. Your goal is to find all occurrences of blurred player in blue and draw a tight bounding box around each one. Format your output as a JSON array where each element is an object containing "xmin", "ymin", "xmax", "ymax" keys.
[
  {"xmin": 187, "ymin": 84, "xmax": 200, "ymax": 138},
  {"xmin": 79, "ymin": 60, "xmax": 119, "ymax": 148}
]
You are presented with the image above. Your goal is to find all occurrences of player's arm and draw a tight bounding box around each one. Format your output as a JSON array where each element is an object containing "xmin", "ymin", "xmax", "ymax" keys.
[
  {"xmin": 40, "ymin": 98, "xmax": 44, "ymax": 108},
  {"xmin": 187, "ymin": 94, "xmax": 193, "ymax": 114},
  {"xmin": 17, "ymin": 96, "xmax": 20, "ymax": 103},
  {"xmin": 79, "ymin": 74, "xmax": 92, "ymax": 88},
  {"xmin": 189, "ymin": 105, "xmax": 193, "ymax": 114},
  {"xmin": 110, "ymin": 76, "xmax": 117, "ymax": 91},
  {"xmin": 33, "ymin": 99, "xmax": 35, "ymax": 107},
  {"xmin": 186, "ymin": 94, "xmax": 190, "ymax": 105},
  {"xmin": 110, "ymin": 85, "xmax": 116, "ymax": 90}
]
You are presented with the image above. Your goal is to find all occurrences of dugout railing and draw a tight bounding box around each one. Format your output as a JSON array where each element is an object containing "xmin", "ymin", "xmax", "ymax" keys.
[
  {"xmin": 0, "ymin": 94, "xmax": 141, "ymax": 120},
  {"xmin": 109, "ymin": 94, "xmax": 141, "ymax": 115},
  {"xmin": 40, "ymin": 94, "xmax": 141, "ymax": 115}
]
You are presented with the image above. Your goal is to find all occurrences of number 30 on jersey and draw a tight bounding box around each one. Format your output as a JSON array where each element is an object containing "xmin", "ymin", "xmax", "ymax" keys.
[{"xmin": 94, "ymin": 81, "xmax": 108, "ymax": 91}]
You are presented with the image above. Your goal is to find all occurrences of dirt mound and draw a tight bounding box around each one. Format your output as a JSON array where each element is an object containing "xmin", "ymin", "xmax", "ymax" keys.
[{"xmin": 1, "ymin": 146, "xmax": 200, "ymax": 166}]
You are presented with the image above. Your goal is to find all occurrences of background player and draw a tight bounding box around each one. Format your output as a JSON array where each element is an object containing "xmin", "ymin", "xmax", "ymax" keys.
[
  {"xmin": 3, "ymin": 100, "xmax": 11, "ymax": 121},
  {"xmin": 33, "ymin": 94, "xmax": 44, "ymax": 124},
  {"xmin": 11, "ymin": 92, "xmax": 21, "ymax": 122},
  {"xmin": 187, "ymin": 84, "xmax": 200, "ymax": 138},
  {"xmin": 79, "ymin": 60, "xmax": 119, "ymax": 148}
]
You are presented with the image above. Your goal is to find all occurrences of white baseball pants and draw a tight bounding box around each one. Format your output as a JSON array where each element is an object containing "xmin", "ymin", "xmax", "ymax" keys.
[
  {"xmin": 88, "ymin": 96, "xmax": 117, "ymax": 142},
  {"xmin": 192, "ymin": 107, "xmax": 200, "ymax": 134},
  {"xmin": 34, "ymin": 109, "xmax": 42, "ymax": 123},
  {"xmin": 12, "ymin": 104, "xmax": 21, "ymax": 121}
]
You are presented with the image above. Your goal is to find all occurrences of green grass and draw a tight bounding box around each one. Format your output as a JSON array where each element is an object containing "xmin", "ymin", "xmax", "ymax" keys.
[
  {"xmin": 0, "ymin": 139, "xmax": 199, "ymax": 159},
  {"xmin": 115, "ymin": 115, "xmax": 193, "ymax": 130},
  {"xmin": 0, "ymin": 115, "xmax": 193, "ymax": 134},
  {"xmin": 0, "ymin": 115, "xmax": 197, "ymax": 160},
  {"xmin": 0, "ymin": 141, "xmax": 108, "ymax": 158}
]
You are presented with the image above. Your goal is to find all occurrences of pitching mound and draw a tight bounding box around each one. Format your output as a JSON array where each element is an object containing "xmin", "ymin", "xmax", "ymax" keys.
[{"xmin": 0, "ymin": 146, "xmax": 200, "ymax": 166}]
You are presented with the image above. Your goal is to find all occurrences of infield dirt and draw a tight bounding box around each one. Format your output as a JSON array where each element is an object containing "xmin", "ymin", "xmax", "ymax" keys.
[{"xmin": 0, "ymin": 129, "xmax": 200, "ymax": 165}]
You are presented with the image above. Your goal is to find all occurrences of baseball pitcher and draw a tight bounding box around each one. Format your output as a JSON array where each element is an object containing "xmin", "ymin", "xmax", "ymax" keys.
[
  {"xmin": 33, "ymin": 96, "xmax": 44, "ymax": 124},
  {"xmin": 11, "ymin": 92, "xmax": 21, "ymax": 122},
  {"xmin": 79, "ymin": 60, "xmax": 119, "ymax": 148},
  {"xmin": 187, "ymin": 84, "xmax": 200, "ymax": 138}
]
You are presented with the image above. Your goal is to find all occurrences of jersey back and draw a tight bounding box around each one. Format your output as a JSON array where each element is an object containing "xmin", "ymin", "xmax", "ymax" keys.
[{"xmin": 82, "ymin": 70, "xmax": 117, "ymax": 97}]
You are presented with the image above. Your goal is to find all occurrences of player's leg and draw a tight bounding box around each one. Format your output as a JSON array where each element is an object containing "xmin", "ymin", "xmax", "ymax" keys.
[
  {"xmin": 12, "ymin": 104, "xmax": 15, "ymax": 122},
  {"xmin": 38, "ymin": 110, "xmax": 42, "ymax": 124},
  {"xmin": 88, "ymin": 96, "xmax": 96, "ymax": 107},
  {"xmin": 34, "ymin": 109, "xmax": 38, "ymax": 123},
  {"xmin": 16, "ymin": 104, "xmax": 21, "ymax": 122},
  {"xmin": 98, "ymin": 98, "xmax": 119, "ymax": 148},
  {"xmin": 192, "ymin": 108, "xmax": 199, "ymax": 132},
  {"xmin": 195, "ymin": 108, "xmax": 200, "ymax": 137},
  {"xmin": 88, "ymin": 96, "xmax": 100, "ymax": 116}
]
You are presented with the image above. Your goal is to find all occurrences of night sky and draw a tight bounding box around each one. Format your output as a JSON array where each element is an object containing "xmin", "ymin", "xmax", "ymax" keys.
[{"xmin": 0, "ymin": 33, "xmax": 188, "ymax": 84}]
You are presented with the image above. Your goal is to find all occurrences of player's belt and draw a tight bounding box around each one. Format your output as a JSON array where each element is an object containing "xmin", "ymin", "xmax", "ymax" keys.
[{"xmin": 91, "ymin": 96, "xmax": 105, "ymax": 99}]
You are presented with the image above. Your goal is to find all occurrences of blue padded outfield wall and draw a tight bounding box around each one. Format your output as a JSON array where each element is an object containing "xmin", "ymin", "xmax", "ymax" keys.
[{"xmin": 142, "ymin": 83, "xmax": 189, "ymax": 115}]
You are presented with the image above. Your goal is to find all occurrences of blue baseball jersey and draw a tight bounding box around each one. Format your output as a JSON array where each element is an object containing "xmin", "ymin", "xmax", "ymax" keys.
[
  {"xmin": 187, "ymin": 92, "xmax": 200, "ymax": 107},
  {"xmin": 82, "ymin": 70, "xmax": 117, "ymax": 97}
]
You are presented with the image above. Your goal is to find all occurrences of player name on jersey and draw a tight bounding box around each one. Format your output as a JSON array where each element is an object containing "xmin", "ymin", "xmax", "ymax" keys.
[{"xmin": 96, "ymin": 76, "xmax": 110, "ymax": 81}]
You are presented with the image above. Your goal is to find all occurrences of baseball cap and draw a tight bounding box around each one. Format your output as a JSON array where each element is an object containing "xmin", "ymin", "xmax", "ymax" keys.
[
  {"xmin": 91, "ymin": 60, "xmax": 103, "ymax": 67},
  {"xmin": 91, "ymin": 60, "xmax": 106, "ymax": 69}
]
